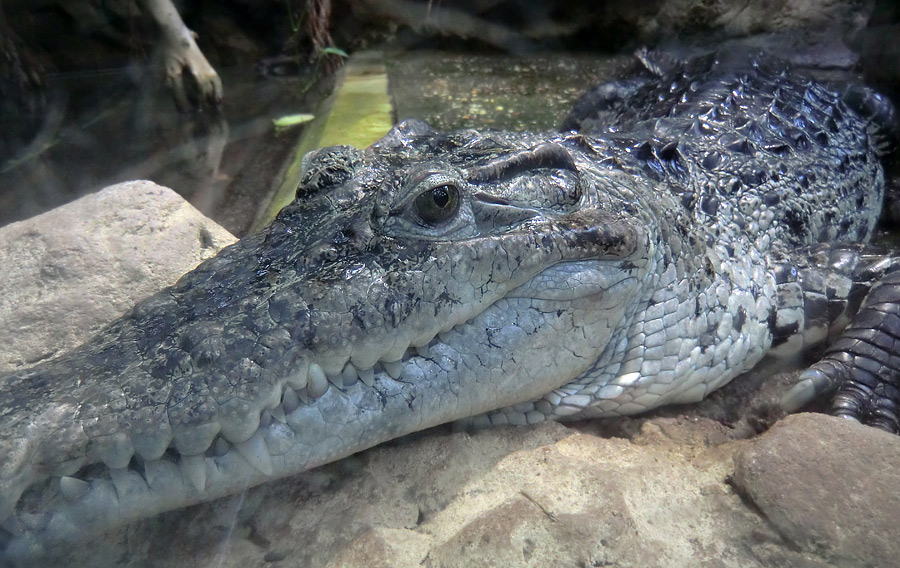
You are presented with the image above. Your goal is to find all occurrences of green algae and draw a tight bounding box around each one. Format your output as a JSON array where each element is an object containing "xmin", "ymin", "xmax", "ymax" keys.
[{"xmin": 252, "ymin": 52, "xmax": 393, "ymax": 231}]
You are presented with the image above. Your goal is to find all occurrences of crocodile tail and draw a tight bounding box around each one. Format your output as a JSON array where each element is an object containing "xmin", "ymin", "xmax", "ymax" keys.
[{"xmin": 841, "ymin": 83, "xmax": 899, "ymax": 157}]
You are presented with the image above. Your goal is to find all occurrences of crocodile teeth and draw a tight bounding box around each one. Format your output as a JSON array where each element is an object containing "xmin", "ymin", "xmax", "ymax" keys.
[
  {"xmin": 341, "ymin": 362, "xmax": 359, "ymax": 387},
  {"xmin": 59, "ymin": 476, "xmax": 90, "ymax": 501},
  {"xmin": 108, "ymin": 467, "xmax": 131, "ymax": 496},
  {"xmin": 270, "ymin": 405, "xmax": 287, "ymax": 423},
  {"xmin": 382, "ymin": 341, "xmax": 408, "ymax": 363},
  {"xmin": 234, "ymin": 430, "xmax": 274, "ymax": 476},
  {"xmin": 129, "ymin": 407, "xmax": 174, "ymax": 460},
  {"xmin": 180, "ymin": 454, "xmax": 207, "ymax": 492},
  {"xmin": 358, "ymin": 366, "xmax": 375, "ymax": 387},
  {"xmin": 131, "ymin": 435, "xmax": 171, "ymax": 462},
  {"xmin": 92, "ymin": 433, "xmax": 135, "ymax": 470},
  {"xmin": 282, "ymin": 386, "xmax": 301, "ymax": 414},
  {"xmin": 307, "ymin": 362, "xmax": 329, "ymax": 398},
  {"xmin": 173, "ymin": 422, "xmax": 221, "ymax": 456},
  {"xmin": 55, "ymin": 456, "xmax": 88, "ymax": 478},
  {"xmin": 141, "ymin": 459, "xmax": 167, "ymax": 488},
  {"xmin": 410, "ymin": 329, "xmax": 436, "ymax": 348},
  {"xmin": 350, "ymin": 351, "xmax": 380, "ymax": 371},
  {"xmin": 213, "ymin": 437, "xmax": 231, "ymax": 457},
  {"xmin": 219, "ymin": 404, "xmax": 262, "ymax": 444},
  {"xmin": 285, "ymin": 360, "xmax": 309, "ymax": 390},
  {"xmin": 383, "ymin": 360, "xmax": 404, "ymax": 379}
]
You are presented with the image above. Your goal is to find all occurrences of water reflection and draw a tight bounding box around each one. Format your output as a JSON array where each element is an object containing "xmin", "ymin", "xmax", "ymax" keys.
[{"xmin": 0, "ymin": 64, "xmax": 326, "ymax": 236}]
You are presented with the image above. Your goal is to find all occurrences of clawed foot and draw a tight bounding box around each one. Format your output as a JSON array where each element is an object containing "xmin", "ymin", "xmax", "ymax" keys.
[{"xmin": 782, "ymin": 360, "xmax": 900, "ymax": 434}]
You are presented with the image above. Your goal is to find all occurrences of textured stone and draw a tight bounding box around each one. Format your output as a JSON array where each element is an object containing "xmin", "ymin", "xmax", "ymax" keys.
[
  {"xmin": 0, "ymin": 180, "xmax": 236, "ymax": 373},
  {"xmin": 6, "ymin": 376, "xmax": 891, "ymax": 568},
  {"xmin": 325, "ymin": 527, "xmax": 433, "ymax": 568},
  {"xmin": 733, "ymin": 413, "xmax": 900, "ymax": 568},
  {"xmin": 409, "ymin": 424, "xmax": 782, "ymax": 568},
  {"xmin": 171, "ymin": 414, "xmax": 826, "ymax": 568},
  {"xmin": 639, "ymin": 0, "xmax": 871, "ymax": 40}
]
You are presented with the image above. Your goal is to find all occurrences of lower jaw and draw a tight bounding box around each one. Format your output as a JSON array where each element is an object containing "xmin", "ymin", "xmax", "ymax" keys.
[{"xmin": 4, "ymin": 295, "xmax": 619, "ymax": 560}]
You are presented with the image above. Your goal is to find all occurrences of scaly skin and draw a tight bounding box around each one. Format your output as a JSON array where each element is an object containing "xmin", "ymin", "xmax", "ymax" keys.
[{"xmin": 0, "ymin": 49, "xmax": 895, "ymax": 562}]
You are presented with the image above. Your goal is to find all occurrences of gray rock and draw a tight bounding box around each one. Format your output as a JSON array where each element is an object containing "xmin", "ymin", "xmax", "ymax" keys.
[
  {"xmin": 733, "ymin": 413, "xmax": 900, "ymax": 568},
  {"xmin": 113, "ymin": 415, "xmax": 837, "ymax": 568},
  {"xmin": 322, "ymin": 418, "xmax": 816, "ymax": 568},
  {"xmin": 0, "ymin": 180, "xmax": 236, "ymax": 373},
  {"xmin": 629, "ymin": 0, "xmax": 872, "ymax": 45}
]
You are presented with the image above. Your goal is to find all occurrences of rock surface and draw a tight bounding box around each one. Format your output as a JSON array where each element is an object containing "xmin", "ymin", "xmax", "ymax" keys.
[
  {"xmin": 733, "ymin": 413, "xmax": 900, "ymax": 568},
  {"xmin": 2, "ymin": 181, "xmax": 895, "ymax": 568},
  {"xmin": 49, "ymin": 412, "xmax": 895, "ymax": 568},
  {"xmin": 0, "ymin": 180, "xmax": 236, "ymax": 373}
]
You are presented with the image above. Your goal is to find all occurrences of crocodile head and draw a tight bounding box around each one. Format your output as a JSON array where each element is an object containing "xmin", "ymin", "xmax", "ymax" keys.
[
  {"xmin": 0, "ymin": 120, "xmax": 652, "ymax": 558},
  {"xmin": 270, "ymin": 119, "xmax": 648, "ymax": 410}
]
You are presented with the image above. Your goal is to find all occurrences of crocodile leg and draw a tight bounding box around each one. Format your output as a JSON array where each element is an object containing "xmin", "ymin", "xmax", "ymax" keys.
[
  {"xmin": 823, "ymin": 277, "xmax": 900, "ymax": 432},
  {"xmin": 774, "ymin": 244, "xmax": 900, "ymax": 432}
]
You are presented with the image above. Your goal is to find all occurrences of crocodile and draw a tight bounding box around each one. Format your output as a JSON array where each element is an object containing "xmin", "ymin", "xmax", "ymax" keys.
[{"xmin": 1, "ymin": 48, "xmax": 899, "ymax": 563}]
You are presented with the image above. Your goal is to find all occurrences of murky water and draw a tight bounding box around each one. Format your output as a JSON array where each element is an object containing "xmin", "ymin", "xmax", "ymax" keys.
[
  {"xmin": 0, "ymin": 51, "xmax": 624, "ymax": 235},
  {"xmin": 389, "ymin": 52, "xmax": 624, "ymax": 132},
  {"xmin": 0, "ymin": 64, "xmax": 331, "ymax": 235},
  {"xmin": 0, "ymin": 51, "xmax": 622, "ymax": 236}
]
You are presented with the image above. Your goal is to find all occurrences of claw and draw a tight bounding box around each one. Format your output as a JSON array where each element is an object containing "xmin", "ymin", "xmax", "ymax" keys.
[
  {"xmin": 59, "ymin": 477, "xmax": 90, "ymax": 501},
  {"xmin": 781, "ymin": 368, "xmax": 833, "ymax": 412},
  {"xmin": 234, "ymin": 430, "xmax": 274, "ymax": 476}
]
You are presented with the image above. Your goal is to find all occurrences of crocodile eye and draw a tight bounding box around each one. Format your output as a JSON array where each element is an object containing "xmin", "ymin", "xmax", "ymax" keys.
[{"xmin": 414, "ymin": 184, "xmax": 460, "ymax": 225}]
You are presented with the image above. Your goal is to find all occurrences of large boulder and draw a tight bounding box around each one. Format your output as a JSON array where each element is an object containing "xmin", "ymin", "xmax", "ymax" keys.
[
  {"xmin": 0, "ymin": 180, "xmax": 236, "ymax": 373},
  {"xmin": 56, "ymin": 412, "xmax": 892, "ymax": 568},
  {"xmin": 733, "ymin": 413, "xmax": 900, "ymax": 568}
]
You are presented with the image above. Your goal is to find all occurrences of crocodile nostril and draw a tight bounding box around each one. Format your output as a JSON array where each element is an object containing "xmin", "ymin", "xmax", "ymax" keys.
[{"xmin": 333, "ymin": 228, "xmax": 355, "ymax": 245}]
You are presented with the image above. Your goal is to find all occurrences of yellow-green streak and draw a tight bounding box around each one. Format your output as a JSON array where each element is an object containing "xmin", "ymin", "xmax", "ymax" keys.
[{"xmin": 252, "ymin": 52, "xmax": 393, "ymax": 231}]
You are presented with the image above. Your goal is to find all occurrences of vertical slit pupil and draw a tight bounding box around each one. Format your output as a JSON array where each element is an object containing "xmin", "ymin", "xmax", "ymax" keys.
[{"xmin": 433, "ymin": 186, "xmax": 451, "ymax": 208}]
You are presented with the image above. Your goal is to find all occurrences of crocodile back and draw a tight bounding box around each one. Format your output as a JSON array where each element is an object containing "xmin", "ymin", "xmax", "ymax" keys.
[{"xmin": 565, "ymin": 50, "xmax": 884, "ymax": 251}]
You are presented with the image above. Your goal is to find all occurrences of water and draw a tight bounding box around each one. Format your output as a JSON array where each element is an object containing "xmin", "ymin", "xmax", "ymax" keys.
[
  {"xmin": 389, "ymin": 51, "xmax": 624, "ymax": 132},
  {"xmin": 0, "ymin": 64, "xmax": 331, "ymax": 236}
]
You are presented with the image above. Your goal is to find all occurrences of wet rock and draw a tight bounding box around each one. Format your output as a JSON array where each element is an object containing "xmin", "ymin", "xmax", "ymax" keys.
[
  {"xmin": 733, "ymin": 413, "xmax": 900, "ymax": 568},
  {"xmin": 637, "ymin": 0, "xmax": 872, "ymax": 44},
  {"xmin": 0, "ymin": 180, "xmax": 236, "ymax": 373},
  {"xmin": 322, "ymin": 418, "xmax": 810, "ymax": 568}
]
